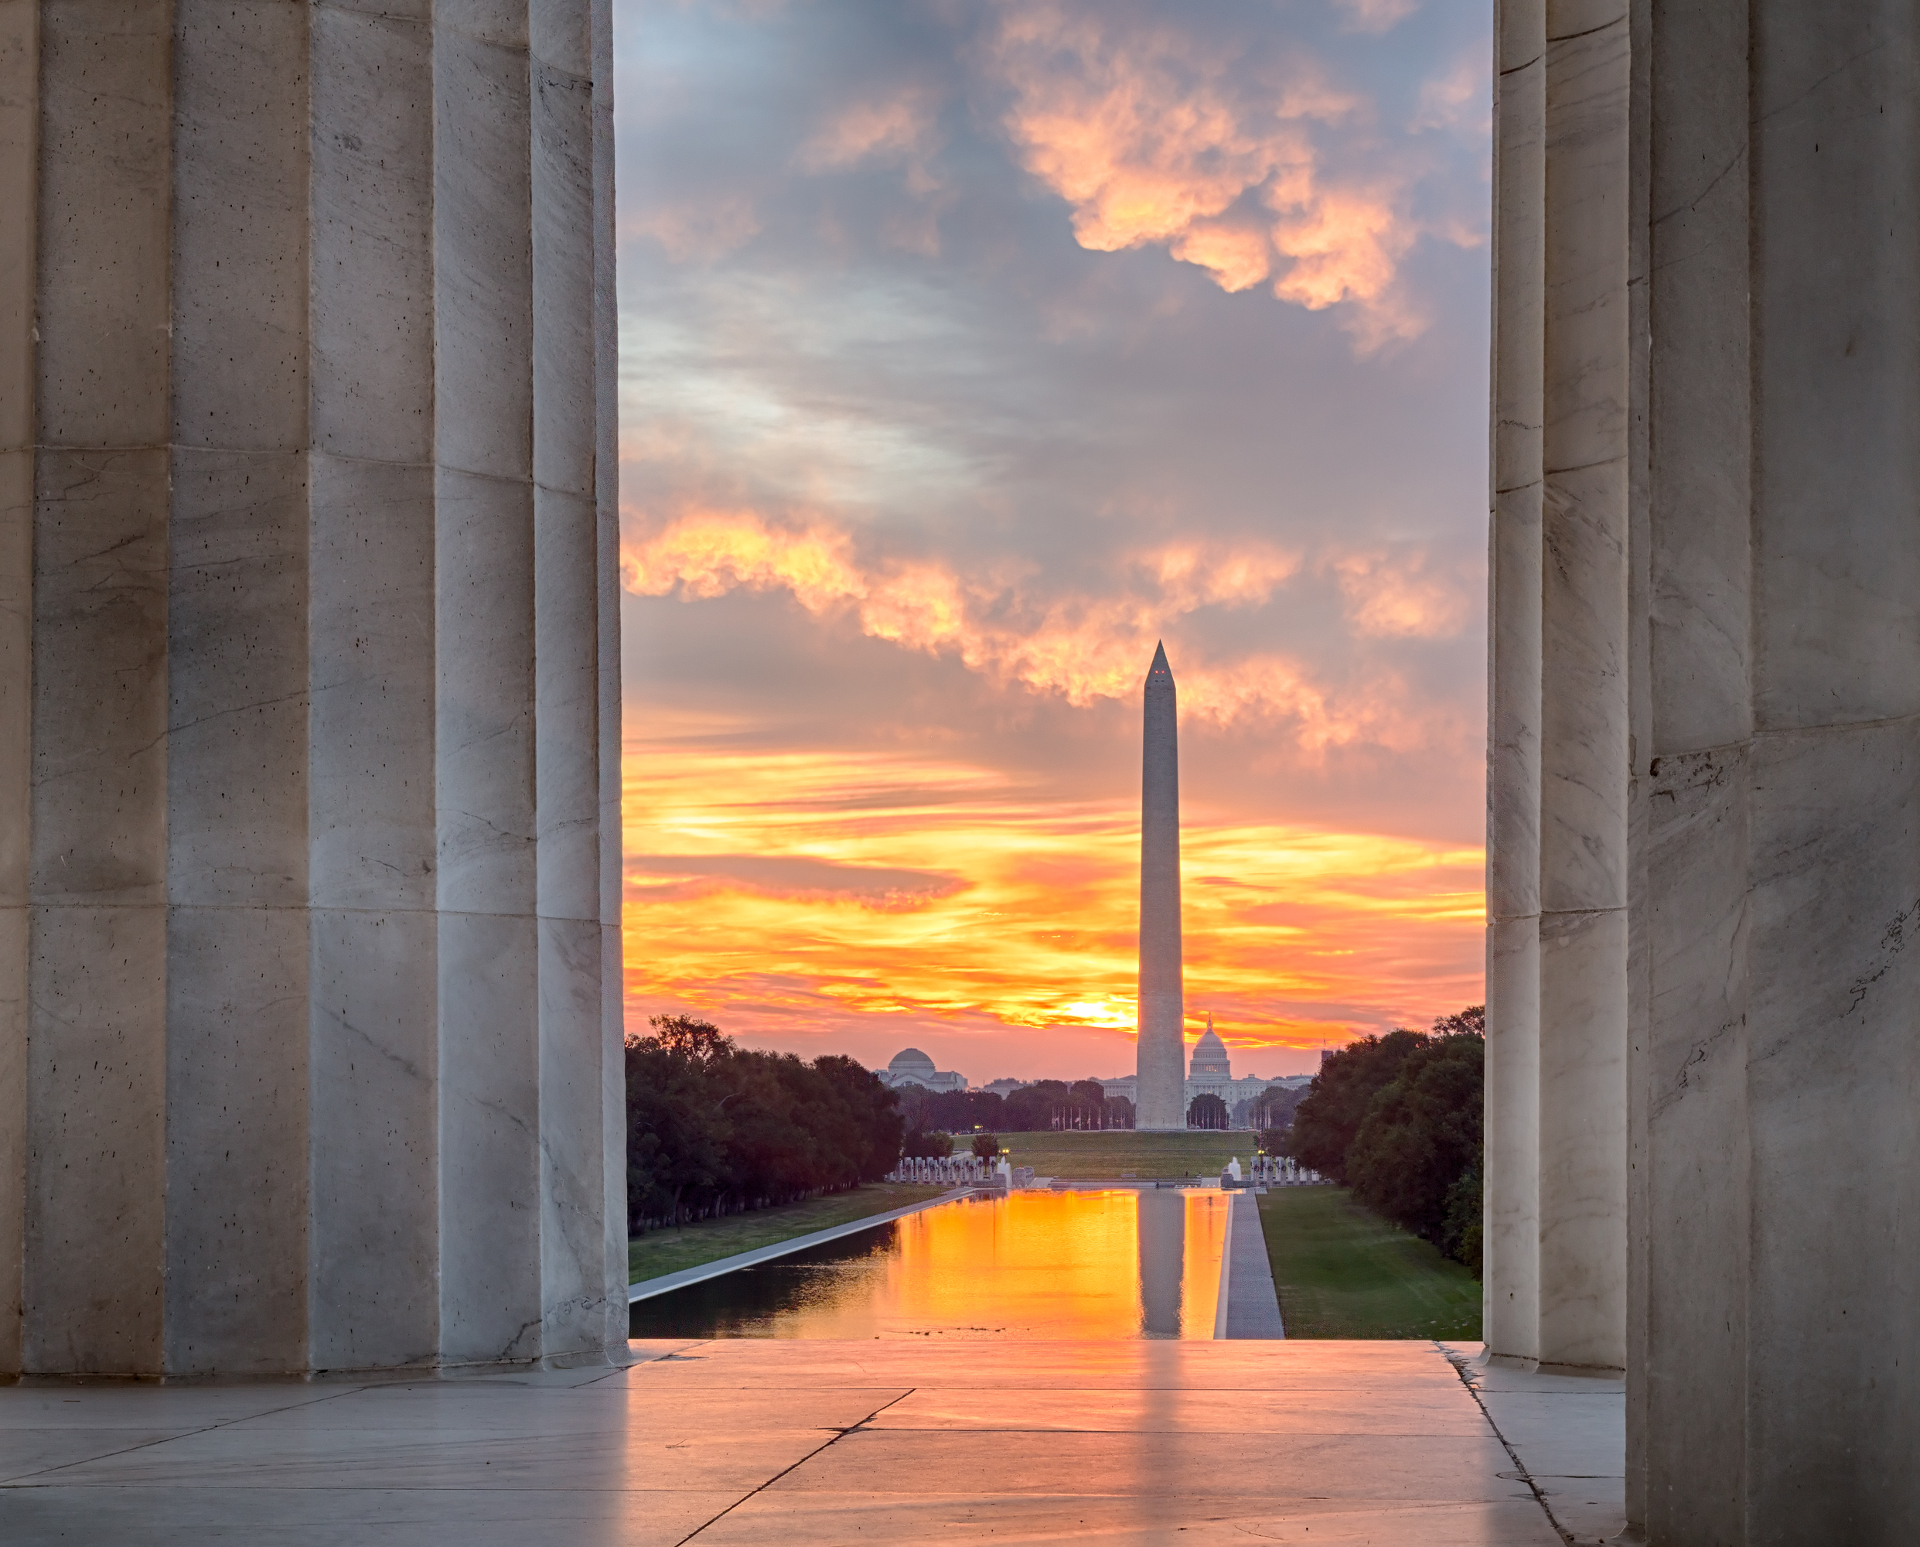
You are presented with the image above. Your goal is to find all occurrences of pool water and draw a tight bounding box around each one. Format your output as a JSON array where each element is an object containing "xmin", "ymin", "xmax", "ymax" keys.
[{"xmin": 629, "ymin": 1187, "xmax": 1230, "ymax": 1341}]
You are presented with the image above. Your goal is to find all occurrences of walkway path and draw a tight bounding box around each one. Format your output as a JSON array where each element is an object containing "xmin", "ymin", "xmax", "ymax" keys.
[
  {"xmin": 0, "ymin": 1340, "xmax": 1623, "ymax": 1544},
  {"xmin": 1218, "ymin": 1188, "xmax": 1287, "ymax": 1337}
]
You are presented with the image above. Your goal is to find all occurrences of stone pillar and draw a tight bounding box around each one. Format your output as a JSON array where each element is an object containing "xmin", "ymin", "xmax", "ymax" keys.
[
  {"xmin": 1495, "ymin": 0, "xmax": 1920, "ymax": 1537},
  {"xmin": 1483, "ymin": 0, "xmax": 1631, "ymax": 1376},
  {"xmin": 0, "ymin": 0, "xmax": 625, "ymax": 1377},
  {"xmin": 1633, "ymin": 2, "xmax": 1920, "ymax": 1539}
]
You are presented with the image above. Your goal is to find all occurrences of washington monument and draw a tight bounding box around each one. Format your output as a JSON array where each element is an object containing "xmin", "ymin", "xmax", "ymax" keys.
[{"xmin": 1134, "ymin": 642, "xmax": 1185, "ymax": 1130}]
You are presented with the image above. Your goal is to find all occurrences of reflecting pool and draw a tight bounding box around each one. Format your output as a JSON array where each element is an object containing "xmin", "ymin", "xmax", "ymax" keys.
[{"xmin": 629, "ymin": 1187, "xmax": 1229, "ymax": 1341}]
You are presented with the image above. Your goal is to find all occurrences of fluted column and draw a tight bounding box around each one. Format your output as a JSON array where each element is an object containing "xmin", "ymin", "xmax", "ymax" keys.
[
  {"xmin": 1484, "ymin": 0, "xmax": 1631, "ymax": 1376},
  {"xmin": 1484, "ymin": 0, "xmax": 1545, "ymax": 1368},
  {"xmin": 0, "ymin": 0, "xmax": 624, "ymax": 1377},
  {"xmin": 1633, "ymin": 3, "xmax": 1920, "ymax": 1538}
]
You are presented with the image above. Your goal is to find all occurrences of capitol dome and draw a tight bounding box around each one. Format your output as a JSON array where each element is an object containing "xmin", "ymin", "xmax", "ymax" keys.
[
  {"xmin": 888, "ymin": 1048, "xmax": 936, "ymax": 1077},
  {"xmin": 1189, "ymin": 1028, "xmax": 1232, "ymax": 1078}
]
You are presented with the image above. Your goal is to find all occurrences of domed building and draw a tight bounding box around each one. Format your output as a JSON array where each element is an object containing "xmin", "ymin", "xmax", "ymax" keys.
[
  {"xmin": 1097, "ymin": 1014, "xmax": 1307, "ymax": 1128},
  {"xmin": 878, "ymin": 1047, "xmax": 968, "ymax": 1094},
  {"xmin": 1189, "ymin": 1026, "xmax": 1233, "ymax": 1078}
]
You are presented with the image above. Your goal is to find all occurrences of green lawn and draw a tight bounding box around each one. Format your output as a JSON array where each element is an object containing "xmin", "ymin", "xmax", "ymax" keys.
[
  {"xmin": 1257, "ymin": 1186, "xmax": 1481, "ymax": 1339},
  {"xmin": 628, "ymin": 1183, "xmax": 950, "ymax": 1284},
  {"xmin": 993, "ymin": 1130, "xmax": 1254, "ymax": 1180}
]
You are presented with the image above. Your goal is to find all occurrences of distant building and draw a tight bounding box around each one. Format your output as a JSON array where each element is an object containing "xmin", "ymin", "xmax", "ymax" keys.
[
  {"xmin": 879, "ymin": 1047, "xmax": 968, "ymax": 1093},
  {"xmin": 980, "ymin": 1077, "xmax": 1029, "ymax": 1097},
  {"xmin": 1094, "ymin": 1018, "xmax": 1294, "ymax": 1127}
]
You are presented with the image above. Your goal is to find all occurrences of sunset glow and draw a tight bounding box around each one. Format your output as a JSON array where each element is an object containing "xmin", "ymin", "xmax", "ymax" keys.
[
  {"xmin": 615, "ymin": 1, "xmax": 1490, "ymax": 1084},
  {"xmin": 621, "ymin": 721, "xmax": 1483, "ymax": 1080}
]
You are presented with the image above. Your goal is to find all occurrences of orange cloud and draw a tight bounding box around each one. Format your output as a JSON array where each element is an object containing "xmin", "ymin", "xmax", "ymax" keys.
[
  {"xmin": 620, "ymin": 731, "xmax": 1485, "ymax": 1064},
  {"xmin": 621, "ymin": 509, "xmax": 1463, "ymax": 755},
  {"xmin": 1331, "ymin": 549, "xmax": 1473, "ymax": 639},
  {"xmin": 983, "ymin": 2, "xmax": 1426, "ymax": 348}
]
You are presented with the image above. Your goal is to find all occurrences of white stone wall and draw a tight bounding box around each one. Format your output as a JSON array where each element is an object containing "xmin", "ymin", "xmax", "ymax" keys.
[{"xmin": 0, "ymin": 0, "xmax": 624, "ymax": 1376}]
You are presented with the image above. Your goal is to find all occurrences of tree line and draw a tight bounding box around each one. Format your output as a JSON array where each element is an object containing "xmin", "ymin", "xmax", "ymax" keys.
[
  {"xmin": 895, "ymin": 1080, "xmax": 1134, "ymax": 1139},
  {"xmin": 625, "ymin": 1016, "xmax": 904, "ymax": 1234},
  {"xmin": 1284, "ymin": 1007, "xmax": 1484, "ymax": 1271}
]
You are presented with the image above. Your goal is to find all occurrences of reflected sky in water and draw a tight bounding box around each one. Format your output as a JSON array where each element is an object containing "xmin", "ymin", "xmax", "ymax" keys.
[{"xmin": 630, "ymin": 1189, "xmax": 1229, "ymax": 1341}]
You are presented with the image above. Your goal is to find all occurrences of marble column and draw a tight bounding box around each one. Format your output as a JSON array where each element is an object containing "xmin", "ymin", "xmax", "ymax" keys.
[
  {"xmin": 1634, "ymin": 2, "xmax": 1920, "ymax": 1539},
  {"xmin": 0, "ymin": 0, "xmax": 625, "ymax": 1377},
  {"xmin": 1484, "ymin": 0, "xmax": 1631, "ymax": 1377},
  {"xmin": 1495, "ymin": 0, "xmax": 1920, "ymax": 1537}
]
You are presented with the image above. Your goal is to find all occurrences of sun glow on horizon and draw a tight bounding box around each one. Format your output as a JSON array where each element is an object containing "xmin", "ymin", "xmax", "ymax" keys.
[{"xmin": 619, "ymin": 728, "xmax": 1484, "ymax": 1076}]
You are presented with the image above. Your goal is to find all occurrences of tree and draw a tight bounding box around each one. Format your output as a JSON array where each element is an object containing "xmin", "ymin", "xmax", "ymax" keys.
[
  {"xmin": 900, "ymin": 1127, "xmax": 953, "ymax": 1159},
  {"xmin": 1104, "ymin": 1095, "xmax": 1135, "ymax": 1130},
  {"xmin": 624, "ymin": 1016, "xmax": 735, "ymax": 1230},
  {"xmin": 813, "ymin": 1054, "xmax": 906, "ymax": 1182},
  {"xmin": 971, "ymin": 1132, "xmax": 1001, "ymax": 1159},
  {"xmin": 1187, "ymin": 1092, "xmax": 1228, "ymax": 1129},
  {"xmin": 1003, "ymin": 1079, "xmax": 1069, "ymax": 1131},
  {"xmin": 1346, "ymin": 1032, "xmax": 1485, "ymax": 1248},
  {"xmin": 1284, "ymin": 1028, "xmax": 1428, "ymax": 1180},
  {"xmin": 1250, "ymin": 1084, "xmax": 1307, "ymax": 1132},
  {"xmin": 624, "ymin": 1014, "xmax": 908, "ymax": 1233}
]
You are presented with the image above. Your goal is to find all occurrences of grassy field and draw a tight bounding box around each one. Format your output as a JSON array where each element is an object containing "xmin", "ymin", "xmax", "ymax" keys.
[
  {"xmin": 628, "ymin": 1183, "xmax": 949, "ymax": 1284},
  {"xmin": 993, "ymin": 1130, "xmax": 1253, "ymax": 1179},
  {"xmin": 1257, "ymin": 1186, "xmax": 1481, "ymax": 1339}
]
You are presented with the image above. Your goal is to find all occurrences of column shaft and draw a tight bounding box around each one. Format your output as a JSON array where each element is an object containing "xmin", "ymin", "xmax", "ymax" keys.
[
  {"xmin": 533, "ymin": 0, "xmax": 622, "ymax": 1354},
  {"xmin": 0, "ymin": 0, "xmax": 37, "ymax": 1376},
  {"xmin": 1741, "ymin": 3, "xmax": 1920, "ymax": 1534},
  {"xmin": 1636, "ymin": 0, "xmax": 1753, "ymax": 1536},
  {"xmin": 164, "ymin": 0, "xmax": 312, "ymax": 1375},
  {"xmin": 591, "ymin": 0, "xmax": 627, "ymax": 1311},
  {"xmin": 0, "ymin": 0, "xmax": 623, "ymax": 1377},
  {"xmin": 1484, "ymin": 0, "xmax": 1545, "ymax": 1366},
  {"xmin": 433, "ymin": 0, "xmax": 541, "ymax": 1367},
  {"xmin": 27, "ymin": 0, "xmax": 174, "ymax": 1376},
  {"xmin": 1536, "ymin": 0, "xmax": 1631, "ymax": 1375}
]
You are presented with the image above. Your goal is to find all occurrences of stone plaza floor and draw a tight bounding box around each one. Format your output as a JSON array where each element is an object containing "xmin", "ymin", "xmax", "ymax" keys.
[{"xmin": 0, "ymin": 1340, "xmax": 1624, "ymax": 1545}]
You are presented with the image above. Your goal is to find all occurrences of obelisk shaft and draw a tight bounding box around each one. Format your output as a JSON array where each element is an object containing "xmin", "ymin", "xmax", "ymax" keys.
[{"xmin": 1135, "ymin": 643, "xmax": 1185, "ymax": 1130}]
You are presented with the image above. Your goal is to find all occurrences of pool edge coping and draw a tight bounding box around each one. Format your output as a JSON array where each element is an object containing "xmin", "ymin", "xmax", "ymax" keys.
[{"xmin": 627, "ymin": 1187, "xmax": 979, "ymax": 1303}]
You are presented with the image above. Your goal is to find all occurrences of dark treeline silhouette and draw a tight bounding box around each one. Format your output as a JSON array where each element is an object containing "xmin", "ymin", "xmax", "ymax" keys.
[
  {"xmin": 1186, "ymin": 1092, "xmax": 1228, "ymax": 1129},
  {"xmin": 1285, "ymin": 1006, "xmax": 1484, "ymax": 1270},
  {"xmin": 625, "ymin": 1016, "xmax": 904, "ymax": 1234},
  {"xmin": 895, "ymin": 1080, "xmax": 1135, "ymax": 1134}
]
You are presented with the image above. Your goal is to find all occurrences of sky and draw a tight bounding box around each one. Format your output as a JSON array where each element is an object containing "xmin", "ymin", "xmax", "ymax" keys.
[{"xmin": 614, "ymin": 0, "xmax": 1492, "ymax": 1084}]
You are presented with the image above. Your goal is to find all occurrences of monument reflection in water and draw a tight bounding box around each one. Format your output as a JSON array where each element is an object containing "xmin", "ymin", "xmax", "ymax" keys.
[{"xmin": 629, "ymin": 1189, "xmax": 1229, "ymax": 1341}]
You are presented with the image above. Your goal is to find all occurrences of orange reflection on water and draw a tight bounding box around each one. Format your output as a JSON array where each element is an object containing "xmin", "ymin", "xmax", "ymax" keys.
[{"xmin": 632, "ymin": 1189, "xmax": 1231, "ymax": 1341}]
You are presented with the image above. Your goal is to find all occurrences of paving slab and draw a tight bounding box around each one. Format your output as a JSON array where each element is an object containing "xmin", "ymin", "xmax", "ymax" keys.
[{"xmin": 0, "ymin": 1340, "xmax": 1623, "ymax": 1544}]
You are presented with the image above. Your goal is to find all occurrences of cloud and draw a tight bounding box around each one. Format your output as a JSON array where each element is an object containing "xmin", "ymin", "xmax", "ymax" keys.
[
  {"xmin": 632, "ymin": 195, "xmax": 762, "ymax": 264},
  {"xmin": 1411, "ymin": 50, "xmax": 1489, "ymax": 136},
  {"xmin": 622, "ymin": 508, "xmax": 1461, "ymax": 754},
  {"xmin": 798, "ymin": 85, "xmax": 943, "ymax": 190},
  {"xmin": 981, "ymin": 1, "xmax": 1427, "ymax": 348},
  {"xmin": 628, "ymin": 853, "xmax": 967, "ymax": 910},
  {"xmin": 1333, "ymin": 0, "xmax": 1421, "ymax": 35},
  {"xmin": 1330, "ymin": 548, "xmax": 1473, "ymax": 639},
  {"xmin": 619, "ymin": 741, "xmax": 1486, "ymax": 1073}
]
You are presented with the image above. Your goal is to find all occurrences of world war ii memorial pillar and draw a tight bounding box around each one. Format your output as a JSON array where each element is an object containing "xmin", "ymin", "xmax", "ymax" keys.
[
  {"xmin": 0, "ymin": 0, "xmax": 626, "ymax": 1376},
  {"xmin": 1134, "ymin": 642, "xmax": 1185, "ymax": 1131}
]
